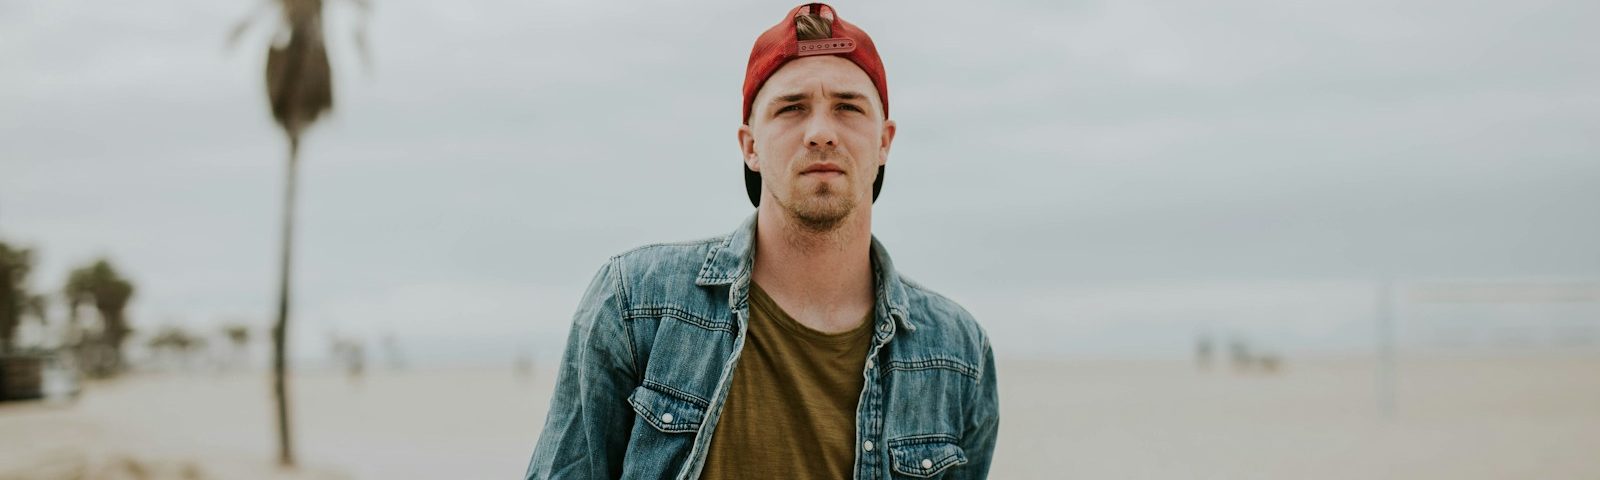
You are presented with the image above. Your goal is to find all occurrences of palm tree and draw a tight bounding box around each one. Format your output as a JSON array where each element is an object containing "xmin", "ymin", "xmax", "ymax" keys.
[
  {"xmin": 230, "ymin": 0, "xmax": 369, "ymax": 467},
  {"xmin": 64, "ymin": 259, "xmax": 135, "ymax": 375}
]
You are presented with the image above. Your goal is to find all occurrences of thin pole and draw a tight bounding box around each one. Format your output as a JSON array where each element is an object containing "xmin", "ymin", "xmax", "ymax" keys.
[{"xmin": 273, "ymin": 135, "xmax": 300, "ymax": 467}]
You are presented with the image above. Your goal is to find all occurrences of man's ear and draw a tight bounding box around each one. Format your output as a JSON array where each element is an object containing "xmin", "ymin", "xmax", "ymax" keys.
[
  {"xmin": 878, "ymin": 119, "xmax": 897, "ymax": 166},
  {"xmin": 738, "ymin": 124, "xmax": 759, "ymax": 171}
]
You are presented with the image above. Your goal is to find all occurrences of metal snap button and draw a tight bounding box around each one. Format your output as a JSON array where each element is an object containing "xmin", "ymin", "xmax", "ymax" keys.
[{"xmin": 661, "ymin": 413, "xmax": 674, "ymax": 424}]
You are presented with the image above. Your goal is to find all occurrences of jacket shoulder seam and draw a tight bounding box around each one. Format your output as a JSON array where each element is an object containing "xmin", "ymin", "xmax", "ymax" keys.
[
  {"xmin": 604, "ymin": 256, "xmax": 641, "ymax": 379},
  {"xmin": 608, "ymin": 236, "xmax": 724, "ymax": 261}
]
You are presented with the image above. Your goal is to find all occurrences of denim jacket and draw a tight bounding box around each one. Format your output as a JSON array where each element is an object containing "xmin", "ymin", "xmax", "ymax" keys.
[{"xmin": 525, "ymin": 214, "xmax": 999, "ymax": 479}]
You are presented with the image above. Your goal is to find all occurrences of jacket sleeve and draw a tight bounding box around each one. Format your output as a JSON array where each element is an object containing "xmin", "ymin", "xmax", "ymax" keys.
[
  {"xmin": 525, "ymin": 259, "xmax": 638, "ymax": 480},
  {"xmin": 952, "ymin": 337, "xmax": 999, "ymax": 479}
]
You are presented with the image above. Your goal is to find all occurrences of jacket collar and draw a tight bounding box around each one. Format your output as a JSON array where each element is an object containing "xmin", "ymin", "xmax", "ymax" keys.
[{"xmin": 696, "ymin": 213, "xmax": 915, "ymax": 332}]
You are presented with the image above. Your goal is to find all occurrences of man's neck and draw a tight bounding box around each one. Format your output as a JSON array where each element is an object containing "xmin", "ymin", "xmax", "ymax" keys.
[{"xmin": 750, "ymin": 204, "xmax": 875, "ymax": 334}]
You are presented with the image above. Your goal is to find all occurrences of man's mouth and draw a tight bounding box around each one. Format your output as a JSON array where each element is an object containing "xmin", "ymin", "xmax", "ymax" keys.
[{"xmin": 801, "ymin": 163, "xmax": 845, "ymax": 176}]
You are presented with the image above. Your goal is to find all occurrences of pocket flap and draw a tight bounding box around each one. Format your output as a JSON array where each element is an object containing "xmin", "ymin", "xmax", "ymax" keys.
[
  {"xmin": 888, "ymin": 437, "xmax": 968, "ymax": 478},
  {"xmin": 627, "ymin": 384, "xmax": 706, "ymax": 434}
]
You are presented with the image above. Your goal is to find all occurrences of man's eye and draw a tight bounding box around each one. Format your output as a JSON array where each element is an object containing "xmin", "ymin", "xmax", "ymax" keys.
[
  {"xmin": 778, "ymin": 104, "xmax": 804, "ymax": 114},
  {"xmin": 837, "ymin": 103, "xmax": 863, "ymax": 113}
]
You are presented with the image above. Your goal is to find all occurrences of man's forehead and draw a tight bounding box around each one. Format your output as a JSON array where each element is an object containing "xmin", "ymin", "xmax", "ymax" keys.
[{"xmin": 758, "ymin": 56, "xmax": 879, "ymax": 102}]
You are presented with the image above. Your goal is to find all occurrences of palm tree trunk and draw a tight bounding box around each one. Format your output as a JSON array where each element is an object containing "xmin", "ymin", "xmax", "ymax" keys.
[{"xmin": 272, "ymin": 135, "xmax": 300, "ymax": 468}]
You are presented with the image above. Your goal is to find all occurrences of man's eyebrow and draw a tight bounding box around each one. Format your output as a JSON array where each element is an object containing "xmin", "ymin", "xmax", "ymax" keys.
[
  {"xmin": 830, "ymin": 91, "xmax": 866, "ymax": 101},
  {"xmin": 773, "ymin": 93, "xmax": 809, "ymax": 103}
]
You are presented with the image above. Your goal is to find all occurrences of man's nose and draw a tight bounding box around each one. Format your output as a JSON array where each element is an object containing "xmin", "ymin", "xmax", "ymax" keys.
[{"xmin": 804, "ymin": 111, "xmax": 837, "ymax": 148}]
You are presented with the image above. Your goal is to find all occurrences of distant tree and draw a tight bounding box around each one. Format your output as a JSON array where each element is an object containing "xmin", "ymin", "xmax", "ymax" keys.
[
  {"xmin": 148, "ymin": 325, "xmax": 208, "ymax": 370},
  {"xmin": 0, "ymin": 242, "xmax": 42, "ymax": 353},
  {"xmin": 64, "ymin": 259, "xmax": 136, "ymax": 375},
  {"xmin": 229, "ymin": 0, "xmax": 370, "ymax": 467},
  {"xmin": 224, "ymin": 324, "xmax": 250, "ymax": 350},
  {"xmin": 223, "ymin": 323, "xmax": 252, "ymax": 369},
  {"xmin": 24, "ymin": 293, "xmax": 48, "ymax": 342}
]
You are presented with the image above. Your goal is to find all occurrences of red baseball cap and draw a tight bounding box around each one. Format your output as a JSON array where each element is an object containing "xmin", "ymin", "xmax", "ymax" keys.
[{"xmin": 742, "ymin": 3, "xmax": 889, "ymax": 207}]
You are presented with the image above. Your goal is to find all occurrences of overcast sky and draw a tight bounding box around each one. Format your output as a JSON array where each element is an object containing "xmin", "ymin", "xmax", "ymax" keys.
[{"xmin": 3, "ymin": 0, "xmax": 1598, "ymax": 363}]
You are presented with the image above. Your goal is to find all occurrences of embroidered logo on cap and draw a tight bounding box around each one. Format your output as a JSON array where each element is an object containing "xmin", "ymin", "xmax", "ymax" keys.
[{"xmin": 796, "ymin": 38, "xmax": 856, "ymax": 56}]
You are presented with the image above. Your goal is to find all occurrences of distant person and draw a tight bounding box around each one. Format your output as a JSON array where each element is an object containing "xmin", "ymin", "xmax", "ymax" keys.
[
  {"xmin": 523, "ymin": 4, "xmax": 999, "ymax": 479},
  {"xmin": 1195, "ymin": 331, "xmax": 1214, "ymax": 370},
  {"xmin": 513, "ymin": 350, "xmax": 536, "ymax": 381},
  {"xmin": 1229, "ymin": 336, "xmax": 1252, "ymax": 372}
]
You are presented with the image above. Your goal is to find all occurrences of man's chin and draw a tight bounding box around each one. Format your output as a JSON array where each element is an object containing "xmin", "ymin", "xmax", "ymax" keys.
[{"xmin": 785, "ymin": 198, "xmax": 854, "ymax": 232}]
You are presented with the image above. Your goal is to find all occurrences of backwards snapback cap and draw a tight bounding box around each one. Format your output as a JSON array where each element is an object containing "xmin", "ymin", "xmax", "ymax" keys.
[{"xmin": 742, "ymin": 3, "xmax": 889, "ymax": 207}]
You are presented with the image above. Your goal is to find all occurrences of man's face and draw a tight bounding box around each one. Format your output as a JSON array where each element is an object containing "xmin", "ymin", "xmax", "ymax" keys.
[{"xmin": 740, "ymin": 56, "xmax": 896, "ymax": 232}]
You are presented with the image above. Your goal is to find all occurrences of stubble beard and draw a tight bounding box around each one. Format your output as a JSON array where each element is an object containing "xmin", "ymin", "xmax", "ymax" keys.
[
  {"xmin": 770, "ymin": 158, "xmax": 857, "ymax": 234},
  {"xmin": 780, "ymin": 181, "xmax": 854, "ymax": 233}
]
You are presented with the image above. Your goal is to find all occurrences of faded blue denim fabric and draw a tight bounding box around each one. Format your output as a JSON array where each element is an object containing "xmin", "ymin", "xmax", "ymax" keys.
[{"xmin": 525, "ymin": 214, "xmax": 998, "ymax": 479}]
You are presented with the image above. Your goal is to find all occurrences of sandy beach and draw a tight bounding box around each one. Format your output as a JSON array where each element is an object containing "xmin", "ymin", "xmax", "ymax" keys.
[{"xmin": 2, "ymin": 353, "xmax": 1598, "ymax": 479}]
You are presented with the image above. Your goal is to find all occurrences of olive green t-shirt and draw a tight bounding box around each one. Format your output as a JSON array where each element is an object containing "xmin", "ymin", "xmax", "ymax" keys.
[{"xmin": 699, "ymin": 282, "xmax": 873, "ymax": 479}]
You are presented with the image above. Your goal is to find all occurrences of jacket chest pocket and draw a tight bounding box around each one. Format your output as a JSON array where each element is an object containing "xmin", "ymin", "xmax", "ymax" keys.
[
  {"xmin": 619, "ymin": 383, "xmax": 707, "ymax": 475},
  {"xmin": 887, "ymin": 435, "xmax": 968, "ymax": 478},
  {"xmin": 628, "ymin": 383, "xmax": 706, "ymax": 434}
]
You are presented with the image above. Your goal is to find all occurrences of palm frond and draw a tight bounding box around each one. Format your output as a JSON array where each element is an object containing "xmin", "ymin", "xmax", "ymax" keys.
[
  {"xmin": 225, "ymin": 1, "xmax": 275, "ymax": 52},
  {"xmin": 265, "ymin": 7, "xmax": 334, "ymax": 140}
]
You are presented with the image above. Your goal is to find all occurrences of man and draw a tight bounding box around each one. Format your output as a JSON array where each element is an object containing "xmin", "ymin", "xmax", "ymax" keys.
[{"xmin": 525, "ymin": 4, "xmax": 998, "ymax": 479}]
